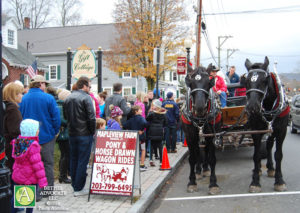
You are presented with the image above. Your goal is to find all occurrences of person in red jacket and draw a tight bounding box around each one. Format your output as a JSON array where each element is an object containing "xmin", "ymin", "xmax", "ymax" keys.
[{"xmin": 210, "ymin": 66, "xmax": 227, "ymax": 107}]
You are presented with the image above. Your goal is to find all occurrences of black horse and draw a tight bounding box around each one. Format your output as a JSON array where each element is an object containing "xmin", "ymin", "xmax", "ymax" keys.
[
  {"xmin": 181, "ymin": 64, "xmax": 222, "ymax": 195},
  {"xmin": 244, "ymin": 56, "xmax": 289, "ymax": 193}
]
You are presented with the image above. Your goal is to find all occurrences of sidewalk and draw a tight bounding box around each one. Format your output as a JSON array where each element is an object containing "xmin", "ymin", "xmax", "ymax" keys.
[{"xmin": 34, "ymin": 143, "xmax": 189, "ymax": 213}]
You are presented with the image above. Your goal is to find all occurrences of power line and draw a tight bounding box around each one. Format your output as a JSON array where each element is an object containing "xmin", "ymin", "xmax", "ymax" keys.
[
  {"xmin": 238, "ymin": 51, "xmax": 300, "ymax": 58},
  {"xmin": 204, "ymin": 5, "xmax": 300, "ymax": 16}
]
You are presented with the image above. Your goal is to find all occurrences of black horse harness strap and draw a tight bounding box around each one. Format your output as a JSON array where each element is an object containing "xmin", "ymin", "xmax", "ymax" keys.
[
  {"xmin": 246, "ymin": 69, "xmax": 287, "ymax": 128},
  {"xmin": 245, "ymin": 69, "xmax": 269, "ymax": 98},
  {"xmin": 183, "ymin": 88, "xmax": 217, "ymax": 128},
  {"xmin": 190, "ymin": 88, "xmax": 209, "ymax": 95}
]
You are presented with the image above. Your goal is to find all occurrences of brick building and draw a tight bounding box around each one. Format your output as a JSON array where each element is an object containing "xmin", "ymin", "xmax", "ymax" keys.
[{"xmin": 2, "ymin": 15, "xmax": 46, "ymax": 86}]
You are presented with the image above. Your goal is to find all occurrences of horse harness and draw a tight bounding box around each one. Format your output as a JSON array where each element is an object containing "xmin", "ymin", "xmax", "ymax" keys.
[
  {"xmin": 246, "ymin": 69, "xmax": 290, "ymax": 130},
  {"xmin": 181, "ymin": 87, "xmax": 221, "ymax": 129}
]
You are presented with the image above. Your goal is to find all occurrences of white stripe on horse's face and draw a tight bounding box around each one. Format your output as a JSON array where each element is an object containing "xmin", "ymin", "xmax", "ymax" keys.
[
  {"xmin": 251, "ymin": 73, "xmax": 258, "ymax": 82},
  {"xmin": 195, "ymin": 74, "xmax": 201, "ymax": 81}
]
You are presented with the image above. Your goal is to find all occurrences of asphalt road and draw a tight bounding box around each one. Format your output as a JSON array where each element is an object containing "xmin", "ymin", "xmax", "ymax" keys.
[{"xmin": 147, "ymin": 128, "xmax": 300, "ymax": 213}]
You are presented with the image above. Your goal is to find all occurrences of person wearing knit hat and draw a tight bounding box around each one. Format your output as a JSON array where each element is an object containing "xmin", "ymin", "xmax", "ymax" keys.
[
  {"xmin": 56, "ymin": 89, "xmax": 72, "ymax": 184},
  {"xmin": 107, "ymin": 105, "xmax": 124, "ymax": 130},
  {"xmin": 11, "ymin": 118, "xmax": 47, "ymax": 211},
  {"xmin": 20, "ymin": 119, "xmax": 40, "ymax": 136},
  {"xmin": 162, "ymin": 91, "xmax": 179, "ymax": 153},
  {"xmin": 167, "ymin": 92, "xmax": 173, "ymax": 99}
]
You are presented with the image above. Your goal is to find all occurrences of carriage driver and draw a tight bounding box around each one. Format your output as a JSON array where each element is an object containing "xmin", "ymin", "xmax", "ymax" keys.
[{"xmin": 209, "ymin": 66, "xmax": 227, "ymax": 107}]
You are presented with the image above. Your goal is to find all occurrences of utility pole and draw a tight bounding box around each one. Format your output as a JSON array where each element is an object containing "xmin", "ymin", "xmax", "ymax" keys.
[
  {"xmin": 196, "ymin": 0, "xmax": 202, "ymax": 67},
  {"xmin": 226, "ymin": 48, "xmax": 238, "ymax": 72},
  {"xmin": 217, "ymin": 35, "xmax": 232, "ymax": 69}
]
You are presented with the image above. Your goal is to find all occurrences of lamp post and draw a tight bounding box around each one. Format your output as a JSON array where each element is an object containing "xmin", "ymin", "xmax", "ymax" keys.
[
  {"xmin": 97, "ymin": 46, "xmax": 103, "ymax": 93},
  {"xmin": 66, "ymin": 47, "xmax": 72, "ymax": 90},
  {"xmin": 184, "ymin": 39, "xmax": 192, "ymax": 65}
]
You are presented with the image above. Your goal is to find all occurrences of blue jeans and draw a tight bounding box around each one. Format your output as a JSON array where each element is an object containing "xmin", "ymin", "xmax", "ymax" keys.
[
  {"xmin": 176, "ymin": 128, "xmax": 184, "ymax": 142},
  {"xmin": 165, "ymin": 125, "xmax": 177, "ymax": 151},
  {"xmin": 69, "ymin": 135, "xmax": 93, "ymax": 192},
  {"xmin": 219, "ymin": 91, "xmax": 227, "ymax": 107}
]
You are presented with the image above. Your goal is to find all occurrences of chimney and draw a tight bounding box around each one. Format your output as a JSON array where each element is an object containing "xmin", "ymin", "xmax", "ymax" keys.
[{"xmin": 24, "ymin": 17, "xmax": 30, "ymax": 29}]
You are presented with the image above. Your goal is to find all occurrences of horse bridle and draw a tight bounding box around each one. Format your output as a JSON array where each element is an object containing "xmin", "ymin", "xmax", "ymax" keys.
[
  {"xmin": 245, "ymin": 68, "xmax": 286, "ymax": 128},
  {"xmin": 184, "ymin": 86, "xmax": 213, "ymax": 127},
  {"xmin": 245, "ymin": 69, "xmax": 269, "ymax": 99}
]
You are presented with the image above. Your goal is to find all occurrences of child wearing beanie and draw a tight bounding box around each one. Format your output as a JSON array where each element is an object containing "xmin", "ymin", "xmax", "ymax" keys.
[
  {"xmin": 107, "ymin": 105, "xmax": 124, "ymax": 130},
  {"xmin": 11, "ymin": 119, "xmax": 48, "ymax": 212}
]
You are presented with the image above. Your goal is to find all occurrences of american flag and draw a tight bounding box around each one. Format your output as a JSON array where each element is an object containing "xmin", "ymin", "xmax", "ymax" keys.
[{"xmin": 25, "ymin": 60, "xmax": 37, "ymax": 79}]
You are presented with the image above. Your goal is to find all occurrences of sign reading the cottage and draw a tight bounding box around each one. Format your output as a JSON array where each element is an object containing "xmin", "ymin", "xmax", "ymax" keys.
[
  {"xmin": 89, "ymin": 130, "xmax": 138, "ymax": 197},
  {"xmin": 72, "ymin": 44, "xmax": 96, "ymax": 79}
]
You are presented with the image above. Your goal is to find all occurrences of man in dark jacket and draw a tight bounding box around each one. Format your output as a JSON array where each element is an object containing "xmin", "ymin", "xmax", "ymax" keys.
[
  {"xmin": 104, "ymin": 83, "xmax": 131, "ymax": 123},
  {"xmin": 63, "ymin": 76, "xmax": 96, "ymax": 196},
  {"xmin": 226, "ymin": 66, "xmax": 240, "ymax": 97},
  {"xmin": 162, "ymin": 92, "xmax": 179, "ymax": 153}
]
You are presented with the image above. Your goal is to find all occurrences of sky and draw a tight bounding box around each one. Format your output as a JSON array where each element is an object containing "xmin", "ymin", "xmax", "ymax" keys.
[{"xmin": 81, "ymin": 0, "xmax": 300, "ymax": 76}]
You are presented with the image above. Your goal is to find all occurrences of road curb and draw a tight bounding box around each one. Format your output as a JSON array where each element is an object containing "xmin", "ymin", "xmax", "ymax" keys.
[{"xmin": 128, "ymin": 148, "xmax": 189, "ymax": 213}]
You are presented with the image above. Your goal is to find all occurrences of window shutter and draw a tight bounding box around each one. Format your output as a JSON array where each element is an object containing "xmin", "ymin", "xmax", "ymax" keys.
[
  {"xmin": 119, "ymin": 72, "xmax": 122, "ymax": 78},
  {"xmin": 162, "ymin": 91, "xmax": 165, "ymax": 99},
  {"xmin": 46, "ymin": 71, "xmax": 49, "ymax": 80},
  {"xmin": 20, "ymin": 74, "xmax": 24, "ymax": 84},
  {"xmin": 169, "ymin": 72, "xmax": 172, "ymax": 82},
  {"xmin": 132, "ymin": 87, "xmax": 136, "ymax": 95},
  {"xmin": 57, "ymin": 65, "xmax": 61, "ymax": 80},
  {"xmin": 177, "ymin": 90, "xmax": 179, "ymax": 98}
]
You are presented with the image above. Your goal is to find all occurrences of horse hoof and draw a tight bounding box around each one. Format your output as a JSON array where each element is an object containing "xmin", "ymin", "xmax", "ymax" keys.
[
  {"xmin": 187, "ymin": 185, "xmax": 198, "ymax": 193},
  {"xmin": 274, "ymin": 184, "xmax": 287, "ymax": 192},
  {"xmin": 267, "ymin": 170, "xmax": 275, "ymax": 177},
  {"xmin": 203, "ymin": 170, "xmax": 211, "ymax": 177},
  {"xmin": 196, "ymin": 173, "xmax": 203, "ymax": 180},
  {"xmin": 249, "ymin": 185, "xmax": 262, "ymax": 193},
  {"xmin": 209, "ymin": 187, "xmax": 221, "ymax": 195}
]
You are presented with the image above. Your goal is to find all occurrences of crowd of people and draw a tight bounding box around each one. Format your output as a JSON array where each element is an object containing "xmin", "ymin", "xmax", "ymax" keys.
[
  {"xmin": 2, "ymin": 75, "xmax": 185, "ymax": 212},
  {"xmin": 2, "ymin": 64, "xmax": 244, "ymax": 211}
]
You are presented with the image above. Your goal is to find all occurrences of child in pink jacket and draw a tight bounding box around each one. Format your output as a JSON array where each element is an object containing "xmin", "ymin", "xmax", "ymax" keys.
[{"xmin": 12, "ymin": 119, "xmax": 48, "ymax": 211}]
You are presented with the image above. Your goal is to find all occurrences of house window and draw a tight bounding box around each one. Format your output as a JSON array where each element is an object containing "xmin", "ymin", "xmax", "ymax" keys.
[
  {"xmin": 123, "ymin": 87, "xmax": 131, "ymax": 96},
  {"xmin": 49, "ymin": 65, "xmax": 57, "ymax": 80},
  {"xmin": 103, "ymin": 88, "xmax": 112, "ymax": 96},
  {"xmin": 8, "ymin": 30, "xmax": 14, "ymax": 45},
  {"xmin": 173, "ymin": 72, "xmax": 177, "ymax": 81},
  {"xmin": 123, "ymin": 72, "xmax": 131, "ymax": 78}
]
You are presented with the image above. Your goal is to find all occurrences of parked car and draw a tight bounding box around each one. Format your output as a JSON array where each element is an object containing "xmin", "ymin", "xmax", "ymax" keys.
[{"xmin": 290, "ymin": 94, "xmax": 300, "ymax": 133}]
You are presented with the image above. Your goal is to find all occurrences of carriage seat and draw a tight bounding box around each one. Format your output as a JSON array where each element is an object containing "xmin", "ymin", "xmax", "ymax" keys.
[
  {"xmin": 227, "ymin": 96, "xmax": 247, "ymax": 107},
  {"xmin": 226, "ymin": 83, "xmax": 246, "ymax": 107}
]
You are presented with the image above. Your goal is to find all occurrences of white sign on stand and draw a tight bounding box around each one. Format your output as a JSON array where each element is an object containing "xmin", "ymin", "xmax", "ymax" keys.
[
  {"xmin": 153, "ymin": 47, "xmax": 164, "ymax": 65},
  {"xmin": 88, "ymin": 130, "xmax": 140, "ymax": 201}
]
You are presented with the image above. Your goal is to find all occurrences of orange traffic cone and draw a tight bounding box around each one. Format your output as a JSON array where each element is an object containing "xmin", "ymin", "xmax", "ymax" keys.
[
  {"xmin": 183, "ymin": 138, "xmax": 188, "ymax": 147},
  {"xmin": 160, "ymin": 146, "xmax": 171, "ymax": 170}
]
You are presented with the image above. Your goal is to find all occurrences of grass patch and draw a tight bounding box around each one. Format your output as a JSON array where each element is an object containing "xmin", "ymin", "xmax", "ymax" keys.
[{"xmin": 54, "ymin": 142, "xmax": 60, "ymax": 180}]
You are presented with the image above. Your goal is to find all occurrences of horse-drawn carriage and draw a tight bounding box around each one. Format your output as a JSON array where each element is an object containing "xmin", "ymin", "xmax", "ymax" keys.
[{"xmin": 181, "ymin": 57, "xmax": 290, "ymax": 195}]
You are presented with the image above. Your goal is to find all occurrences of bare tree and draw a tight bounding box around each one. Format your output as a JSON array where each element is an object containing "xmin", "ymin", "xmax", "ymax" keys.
[
  {"xmin": 54, "ymin": 0, "xmax": 82, "ymax": 26},
  {"xmin": 5, "ymin": 0, "xmax": 53, "ymax": 28}
]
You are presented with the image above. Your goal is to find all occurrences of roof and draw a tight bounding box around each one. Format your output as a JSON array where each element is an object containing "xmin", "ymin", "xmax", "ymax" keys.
[
  {"xmin": 18, "ymin": 23, "xmax": 118, "ymax": 54},
  {"xmin": 2, "ymin": 44, "xmax": 47, "ymax": 70},
  {"xmin": 2, "ymin": 15, "xmax": 20, "ymax": 28}
]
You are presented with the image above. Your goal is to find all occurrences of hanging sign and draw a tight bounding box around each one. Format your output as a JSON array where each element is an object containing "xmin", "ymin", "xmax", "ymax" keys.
[
  {"xmin": 177, "ymin": 57, "xmax": 186, "ymax": 75},
  {"xmin": 89, "ymin": 130, "xmax": 138, "ymax": 197},
  {"xmin": 72, "ymin": 44, "xmax": 96, "ymax": 79}
]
